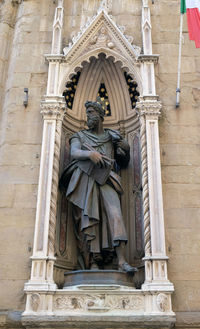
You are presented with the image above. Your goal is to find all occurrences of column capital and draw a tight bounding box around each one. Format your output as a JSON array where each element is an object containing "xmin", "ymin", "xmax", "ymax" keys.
[
  {"xmin": 136, "ymin": 96, "xmax": 162, "ymax": 118},
  {"xmin": 40, "ymin": 99, "xmax": 66, "ymax": 121}
]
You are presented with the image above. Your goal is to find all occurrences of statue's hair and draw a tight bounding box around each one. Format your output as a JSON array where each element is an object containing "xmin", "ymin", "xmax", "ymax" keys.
[{"xmin": 85, "ymin": 101, "xmax": 104, "ymax": 121}]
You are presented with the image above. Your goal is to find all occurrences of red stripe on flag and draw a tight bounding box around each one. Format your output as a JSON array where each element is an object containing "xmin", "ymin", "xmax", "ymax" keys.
[{"xmin": 186, "ymin": 8, "xmax": 200, "ymax": 48}]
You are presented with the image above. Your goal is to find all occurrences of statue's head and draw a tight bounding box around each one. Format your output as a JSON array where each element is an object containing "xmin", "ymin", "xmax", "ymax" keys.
[{"xmin": 85, "ymin": 101, "xmax": 104, "ymax": 122}]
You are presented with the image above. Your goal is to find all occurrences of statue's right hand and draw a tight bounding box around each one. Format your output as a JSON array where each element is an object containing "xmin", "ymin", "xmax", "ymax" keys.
[{"xmin": 89, "ymin": 151, "xmax": 104, "ymax": 166}]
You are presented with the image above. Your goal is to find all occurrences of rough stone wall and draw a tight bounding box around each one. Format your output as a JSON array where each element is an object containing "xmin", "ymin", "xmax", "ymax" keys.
[
  {"xmin": 0, "ymin": 0, "xmax": 200, "ymax": 328},
  {"xmin": 0, "ymin": 0, "xmax": 54, "ymax": 312},
  {"xmin": 62, "ymin": 0, "xmax": 142, "ymax": 48},
  {"xmin": 152, "ymin": 0, "xmax": 200, "ymax": 316}
]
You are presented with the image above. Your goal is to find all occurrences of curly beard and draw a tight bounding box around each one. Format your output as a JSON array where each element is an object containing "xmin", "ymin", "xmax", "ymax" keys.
[{"xmin": 87, "ymin": 115, "xmax": 100, "ymax": 129}]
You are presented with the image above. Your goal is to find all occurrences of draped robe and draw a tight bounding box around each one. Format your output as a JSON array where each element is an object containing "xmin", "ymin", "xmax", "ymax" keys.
[{"xmin": 60, "ymin": 129, "xmax": 129, "ymax": 267}]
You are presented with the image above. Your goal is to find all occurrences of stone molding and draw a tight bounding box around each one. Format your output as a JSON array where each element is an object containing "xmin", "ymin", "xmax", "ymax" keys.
[
  {"xmin": 11, "ymin": 310, "xmax": 200, "ymax": 328},
  {"xmin": 7, "ymin": 311, "xmax": 200, "ymax": 329},
  {"xmin": 137, "ymin": 54, "xmax": 159, "ymax": 64},
  {"xmin": 45, "ymin": 54, "xmax": 65, "ymax": 63}
]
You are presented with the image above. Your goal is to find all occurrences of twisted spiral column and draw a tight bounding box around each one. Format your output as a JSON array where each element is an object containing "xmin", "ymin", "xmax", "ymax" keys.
[
  {"xmin": 48, "ymin": 118, "xmax": 63, "ymax": 256},
  {"xmin": 139, "ymin": 114, "xmax": 151, "ymax": 257}
]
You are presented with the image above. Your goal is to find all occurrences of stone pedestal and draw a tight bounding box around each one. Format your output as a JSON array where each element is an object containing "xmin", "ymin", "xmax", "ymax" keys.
[{"xmin": 64, "ymin": 270, "xmax": 135, "ymax": 288}]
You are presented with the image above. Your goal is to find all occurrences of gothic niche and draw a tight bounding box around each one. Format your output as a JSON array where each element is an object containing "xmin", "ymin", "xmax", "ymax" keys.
[{"xmin": 55, "ymin": 54, "xmax": 144, "ymax": 288}]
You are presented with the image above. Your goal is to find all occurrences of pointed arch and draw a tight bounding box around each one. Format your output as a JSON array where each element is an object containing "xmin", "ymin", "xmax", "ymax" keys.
[
  {"xmin": 63, "ymin": 54, "xmax": 140, "ymax": 127},
  {"xmin": 59, "ymin": 50, "xmax": 143, "ymax": 99}
]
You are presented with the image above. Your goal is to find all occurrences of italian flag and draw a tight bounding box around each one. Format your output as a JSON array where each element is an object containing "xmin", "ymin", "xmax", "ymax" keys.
[{"xmin": 181, "ymin": 0, "xmax": 200, "ymax": 48}]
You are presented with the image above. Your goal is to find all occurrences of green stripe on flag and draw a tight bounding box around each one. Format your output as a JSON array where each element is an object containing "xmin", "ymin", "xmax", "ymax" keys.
[{"xmin": 181, "ymin": 0, "xmax": 186, "ymax": 13}]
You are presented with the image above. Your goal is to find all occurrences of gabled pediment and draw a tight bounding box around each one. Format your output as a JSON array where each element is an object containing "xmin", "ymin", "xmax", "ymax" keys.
[{"xmin": 63, "ymin": 9, "xmax": 141, "ymax": 65}]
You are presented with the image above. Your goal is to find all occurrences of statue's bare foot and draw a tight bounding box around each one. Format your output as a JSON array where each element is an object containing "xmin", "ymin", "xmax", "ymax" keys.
[{"xmin": 119, "ymin": 262, "xmax": 138, "ymax": 274}]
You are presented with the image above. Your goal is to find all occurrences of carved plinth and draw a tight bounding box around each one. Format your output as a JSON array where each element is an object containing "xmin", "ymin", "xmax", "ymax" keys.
[
  {"xmin": 22, "ymin": 284, "xmax": 175, "ymax": 328},
  {"xmin": 64, "ymin": 270, "xmax": 135, "ymax": 288}
]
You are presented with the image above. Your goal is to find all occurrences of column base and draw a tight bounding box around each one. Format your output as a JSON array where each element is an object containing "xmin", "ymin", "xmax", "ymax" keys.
[
  {"xmin": 24, "ymin": 281, "xmax": 57, "ymax": 292},
  {"xmin": 142, "ymin": 281, "xmax": 174, "ymax": 292}
]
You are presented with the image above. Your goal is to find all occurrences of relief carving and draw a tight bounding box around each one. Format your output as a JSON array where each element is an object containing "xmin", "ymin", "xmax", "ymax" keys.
[
  {"xmin": 156, "ymin": 293, "xmax": 169, "ymax": 312},
  {"xmin": 54, "ymin": 294, "xmax": 144, "ymax": 312},
  {"xmin": 30, "ymin": 293, "xmax": 41, "ymax": 312},
  {"xmin": 89, "ymin": 26, "xmax": 115, "ymax": 49},
  {"xmin": 105, "ymin": 295, "xmax": 144, "ymax": 310}
]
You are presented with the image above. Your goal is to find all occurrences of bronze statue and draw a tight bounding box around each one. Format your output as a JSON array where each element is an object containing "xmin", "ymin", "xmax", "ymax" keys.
[{"xmin": 60, "ymin": 101, "xmax": 137, "ymax": 273}]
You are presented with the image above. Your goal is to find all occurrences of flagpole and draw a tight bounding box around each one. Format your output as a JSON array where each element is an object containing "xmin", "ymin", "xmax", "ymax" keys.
[{"xmin": 176, "ymin": 13, "xmax": 183, "ymax": 108}]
